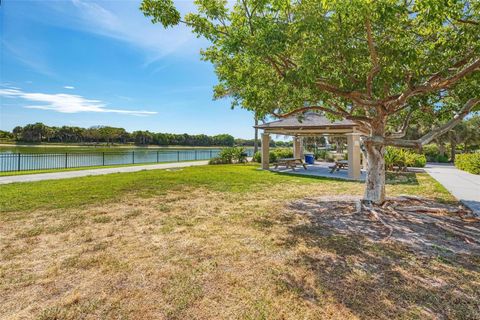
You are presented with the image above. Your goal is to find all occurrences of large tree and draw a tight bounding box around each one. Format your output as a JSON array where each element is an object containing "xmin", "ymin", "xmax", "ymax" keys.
[{"xmin": 141, "ymin": 0, "xmax": 480, "ymax": 203}]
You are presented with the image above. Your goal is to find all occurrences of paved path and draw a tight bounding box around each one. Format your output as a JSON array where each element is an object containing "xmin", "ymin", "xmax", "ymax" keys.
[
  {"xmin": 424, "ymin": 163, "xmax": 480, "ymax": 215},
  {"xmin": 0, "ymin": 161, "xmax": 209, "ymax": 185}
]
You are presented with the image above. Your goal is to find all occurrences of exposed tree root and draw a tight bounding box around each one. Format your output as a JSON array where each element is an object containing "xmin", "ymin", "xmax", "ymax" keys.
[
  {"xmin": 288, "ymin": 196, "xmax": 480, "ymax": 255},
  {"xmin": 433, "ymin": 221, "xmax": 480, "ymax": 245},
  {"xmin": 362, "ymin": 203, "xmax": 394, "ymax": 242}
]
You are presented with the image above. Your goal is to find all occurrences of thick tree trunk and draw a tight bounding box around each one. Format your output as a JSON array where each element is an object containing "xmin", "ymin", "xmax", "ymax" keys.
[
  {"xmin": 364, "ymin": 141, "xmax": 386, "ymax": 204},
  {"xmin": 438, "ymin": 143, "xmax": 445, "ymax": 157},
  {"xmin": 450, "ymin": 141, "xmax": 457, "ymax": 162}
]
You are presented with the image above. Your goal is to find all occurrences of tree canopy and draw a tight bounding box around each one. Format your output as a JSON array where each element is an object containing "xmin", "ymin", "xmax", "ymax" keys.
[{"xmin": 141, "ymin": 0, "xmax": 480, "ymax": 203}]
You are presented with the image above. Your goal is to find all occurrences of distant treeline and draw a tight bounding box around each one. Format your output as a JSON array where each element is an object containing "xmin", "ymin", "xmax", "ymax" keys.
[{"xmin": 1, "ymin": 123, "xmax": 292, "ymax": 147}]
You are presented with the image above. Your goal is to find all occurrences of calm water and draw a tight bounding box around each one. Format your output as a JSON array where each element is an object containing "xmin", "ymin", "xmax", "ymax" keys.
[{"xmin": 0, "ymin": 146, "xmax": 254, "ymax": 172}]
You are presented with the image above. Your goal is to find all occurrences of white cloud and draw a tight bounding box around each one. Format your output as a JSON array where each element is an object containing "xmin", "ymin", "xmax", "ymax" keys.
[
  {"xmin": 64, "ymin": 86, "xmax": 75, "ymax": 89},
  {"xmin": 2, "ymin": 40, "xmax": 57, "ymax": 78},
  {"xmin": 64, "ymin": 0, "xmax": 206, "ymax": 64},
  {"xmin": 0, "ymin": 88, "xmax": 157, "ymax": 116}
]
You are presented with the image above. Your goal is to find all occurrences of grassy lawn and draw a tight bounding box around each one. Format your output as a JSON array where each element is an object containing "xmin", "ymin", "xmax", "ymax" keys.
[{"xmin": 1, "ymin": 164, "xmax": 478, "ymax": 319}]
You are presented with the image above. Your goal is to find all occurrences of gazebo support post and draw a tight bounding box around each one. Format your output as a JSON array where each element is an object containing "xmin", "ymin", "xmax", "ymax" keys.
[
  {"xmin": 261, "ymin": 133, "xmax": 270, "ymax": 170},
  {"xmin": 293, "ymin": 136, "xmax": 303, "ymax": 159},
  {"xmin": 346, "ymin": 133, "xmax": 361, "ymax": 180}
]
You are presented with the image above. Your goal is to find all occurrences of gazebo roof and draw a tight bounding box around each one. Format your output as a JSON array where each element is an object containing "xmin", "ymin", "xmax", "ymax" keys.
[{"xmin": 255, "ymin": 112, "xmax": 367, "ymax": 135}]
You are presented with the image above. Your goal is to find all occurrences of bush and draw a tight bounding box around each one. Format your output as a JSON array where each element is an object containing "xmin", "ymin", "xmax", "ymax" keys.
[
  {"xmin": 208, "ymin": 157, "xmax": 231, "ymax": 165},
  {"xmin": 314, "ymin": 149, "xmax": 328, "ymax": 160},
  {"xmin": 408, "ymin": 152, "xmax": 426, "ymax": 168},
  {"xmin": 385, "ymin": 147, "xmax": 426, "ymax": 171},
  {"xmin": 209, "ymin": 147, "xmax": 247, "ymax": 165},
  {"xmin": 455, "ymin": 153, "xmax": 480, "ymax": 174},
  {"xmin": 252, "ymin": 151, "xmax": 261, "ymax": 163},
  {"xmin": 434, "ymin": 154, "xmax": 450, "ymax": 163},
  {"xmin": 252, "ymin": 148, "xmax": 293, "ymax": 163},
  {"xmin": 422, "ymin": 144, "xmax": 451, "ymax": 162},
  {"xmin": 272, "ymin": 148, "xmax": 294, "ymax": 162},
  {"xmin": 422, "ymin": 144, "xmax": 440, "ymax": 161}
]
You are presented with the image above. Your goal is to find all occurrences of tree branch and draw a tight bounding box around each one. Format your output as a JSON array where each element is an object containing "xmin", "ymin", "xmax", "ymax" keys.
[
  {"xmin": 387, "ymin": 108, "xmax": 414, "ymax": 139},
  {"xmin": 266, "ymin": 56, "xmax": 286, "ymax": 78},
  {"xmin": 316, "ymin": 80, "xmax": 378, "ymax": 106},
  {"xmin": 385, "ymin": 57, "xmax": 480, "ymax": 109},
  {"xmin": 365, "ymin": 19, "xmax": 380, "ymax": 98},
  {"xmin": 454, "ymin": 18, "xmax": 479, "ymax": 26},
  {"xmin": 384, "ymin": 98, "xmax": 480, "ymax": 147}
]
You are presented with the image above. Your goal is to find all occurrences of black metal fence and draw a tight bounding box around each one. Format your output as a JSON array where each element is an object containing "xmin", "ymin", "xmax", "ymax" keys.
[{"xmin": 0, "ymin": 149, "xmax": 255, "ymax": 172}]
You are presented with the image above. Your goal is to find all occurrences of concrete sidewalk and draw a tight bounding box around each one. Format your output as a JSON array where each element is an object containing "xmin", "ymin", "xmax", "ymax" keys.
[
  {"xmin": 424, "ymin": 163, "xmax": 480, "ymax": 215},
  {"xmin": 0, "ymin": 160, "xmax": 209, "ymax": 185}
]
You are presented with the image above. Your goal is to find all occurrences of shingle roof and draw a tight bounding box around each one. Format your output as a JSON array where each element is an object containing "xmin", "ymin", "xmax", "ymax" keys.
[{"xmin": 255, "ymin": 112, "xmax": 356, "ymax": 129}]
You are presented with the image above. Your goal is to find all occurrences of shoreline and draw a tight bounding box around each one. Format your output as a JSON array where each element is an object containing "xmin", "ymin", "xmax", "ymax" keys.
[{"xmin": 0, "ymin": 143, "xmax": 247, "ymax": 149}]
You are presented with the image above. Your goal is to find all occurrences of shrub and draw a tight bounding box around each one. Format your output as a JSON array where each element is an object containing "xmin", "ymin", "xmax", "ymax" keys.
[
  {"xmin": 272, "ymin": 148, "xmax": 293, "ymax": 161},
  {"xmin": 411, "ymin": 153, "xmax": 427, "ymax": 167},
  {"xmin": 252, "ymin": 148, "xmax": 293, "ymax": 163},
  {"xmin": 325, "ymin": 152, "xmax": 335, "ymax": 162},
  {"xmin": 385, "ymin": 147, "xmax": 426, "ymax": 171},
  {"xmin": 231, "ymin": 146, "xmax": 247, "ymax": 163},
  {"xmin": 252, "ymin": 151, "xmax": 261, "ymax": 163},
  {"xmin": 435, "ymin": 154, "xmax": 450, "ymax": 163},
  {"xmin": 209, "ymin": 147, "xmax": 247, "ymax": 165},
  {"xmin": 455, "ymin": 153, "xmax": 480, "ymax": 174},
  {"xmin": 208, "ymin": 157, "xmax": 231, "ymax": 165},
  {"xmin": 314, "ymin": 149, "xmax": 328, "ymax": 160},
  {"xmin": 218, "ymin": 147, "xmax": 235, "ymax": 163},
  {"xmin": 422, "ymin": 144, "xmax": 440, "ymax": 161},
  {"xmin": 422, "ymin": 144, "xmax": 451, "ymax": 162}
]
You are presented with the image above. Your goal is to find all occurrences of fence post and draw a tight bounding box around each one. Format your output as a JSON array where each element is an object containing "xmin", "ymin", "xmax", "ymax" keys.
[
  {"xmin": 65, "ymin": 153, "xmax": 68, "ymax": 168},
  {"xmin": 177, "ymin": 151, "xmax": 180, "ymax": 162},
  {"xmin": 210, "ymin": 150, "xmax": 212, "ymax": 159},
  {"xmin": 157, "ymin": 151, "xmax": 159, "ymax": 163},
  {"xmin": 195, "ymin": 150, "xmax": 197, "ymax": 160},
  {"xmin": 102, "ymin": 152, "xmax": 105, "ymax": 166},
  {"xmin": 17, "ymin": 153, "xmax": 21, "ymax": 171},
  {"xmin": 132, "ymin": 151, "xmax": 135, "ymax": 164}
]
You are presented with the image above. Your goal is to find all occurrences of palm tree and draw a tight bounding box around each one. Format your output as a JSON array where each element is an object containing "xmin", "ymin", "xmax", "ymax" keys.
[{"xmin": 253, "ymin": 113, "xmax": 259, "ymax": 153}]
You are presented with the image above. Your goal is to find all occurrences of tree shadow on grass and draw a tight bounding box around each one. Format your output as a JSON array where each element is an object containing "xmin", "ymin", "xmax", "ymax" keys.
[
  {"xmin": 385, "ymin": 172, "xmax": 419, "ymax": 185},
  {"xmin": 273, "ymin": 171, "xmax": 420, "ymax": 185},
  {"xmin": 282, "ymin": 198, "xmax": 480, "ymax": 319}
]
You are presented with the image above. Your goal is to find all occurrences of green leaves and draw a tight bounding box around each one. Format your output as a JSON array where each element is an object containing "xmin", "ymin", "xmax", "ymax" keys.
[
  {"xmin": 140, "ymin": 0, "xmax": 181, "ymax": 27},
  {"xmin": 140, "ymin": 0, "xmax": 480, "ymax": 132}
]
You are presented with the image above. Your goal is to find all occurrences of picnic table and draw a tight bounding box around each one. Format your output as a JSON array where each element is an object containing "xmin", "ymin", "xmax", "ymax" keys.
[
  {"xmin": 274, "ymin": 158, "xmax": 307, "ymax": 171},
  {"xmin": 329, "ymin": 160, "xmax": 348, "ymax": 173}
]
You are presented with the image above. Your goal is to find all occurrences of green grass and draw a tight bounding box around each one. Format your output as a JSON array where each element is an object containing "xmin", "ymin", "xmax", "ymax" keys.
[
  {"xmin": 0, "ymin": 164, "xmax": 452, "ymax": 213},
  {"xmin": 1, "ymin": 164, "xmax": 474, "ymax": 320}
]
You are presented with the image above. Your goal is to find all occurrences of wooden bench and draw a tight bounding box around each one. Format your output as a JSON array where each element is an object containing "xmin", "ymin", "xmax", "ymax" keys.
[
  {"xmin": 274, "ymin": 158, "xmax": 307, "ymax": 171},
  {"xmin": 329, "ymin": 160, "xmax": 348, "ymax": 173}
]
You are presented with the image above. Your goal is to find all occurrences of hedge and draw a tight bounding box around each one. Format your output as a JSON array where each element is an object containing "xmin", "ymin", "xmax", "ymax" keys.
[
  {"xmin": 252, "ymin": 148, "xmax": 293, "ymax": 163},
  {"xmin": 385, "ymin": 147, "xmax": 426, "ymax": 171},
  {"xmin": 455, "ymin": 153, "xmax": 480, "ymax": 174},
  {"xmin": 209, "ymin": 147, "xmax": 247, "ymax": 165}
]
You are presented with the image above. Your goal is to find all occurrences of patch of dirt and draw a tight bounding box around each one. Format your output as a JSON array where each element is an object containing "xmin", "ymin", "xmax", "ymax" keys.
[{"xmin": 288, "ymin": 196, "xmax": 480, "ymax": 256}]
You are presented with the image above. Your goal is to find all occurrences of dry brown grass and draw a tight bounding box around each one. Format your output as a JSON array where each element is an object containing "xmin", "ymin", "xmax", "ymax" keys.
[{"xmin": 1, "ymin": 170, "xmax": 479, "ymax": 319}]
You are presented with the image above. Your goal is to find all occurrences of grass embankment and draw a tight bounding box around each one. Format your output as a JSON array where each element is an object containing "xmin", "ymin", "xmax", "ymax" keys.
[{"xmin": 1, "ymin": 164, "xmax": 478, "ymax": 319}]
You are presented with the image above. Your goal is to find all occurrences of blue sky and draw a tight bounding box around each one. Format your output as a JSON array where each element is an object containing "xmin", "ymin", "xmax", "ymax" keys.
[{"xmin": 0, "ymin": 0, "xmax": 256, "ymax": 138}]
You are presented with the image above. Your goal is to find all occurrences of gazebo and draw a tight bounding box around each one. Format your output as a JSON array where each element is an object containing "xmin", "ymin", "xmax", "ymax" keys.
[{"xmin": 255, "ymin": 113, "xmax": 369, "ymax": 180}]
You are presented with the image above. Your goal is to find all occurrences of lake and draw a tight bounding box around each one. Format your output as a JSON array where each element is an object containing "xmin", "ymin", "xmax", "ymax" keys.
[{"xmin": 0, "ymin": 145, "xmax": 255, "ymax": 172}]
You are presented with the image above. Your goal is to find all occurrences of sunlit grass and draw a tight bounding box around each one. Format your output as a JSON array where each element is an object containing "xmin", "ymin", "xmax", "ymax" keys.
[{"xmin": 1, "ymin": 164, "xmax": 473, "ymax": 320}]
